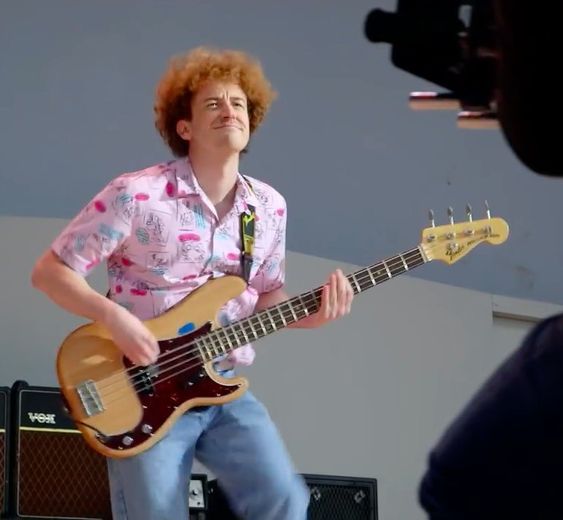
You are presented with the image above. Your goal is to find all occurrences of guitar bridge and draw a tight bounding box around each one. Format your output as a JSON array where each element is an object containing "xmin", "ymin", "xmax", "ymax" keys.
[{"xmin": 76, "ymin": 380, "xmax": 104, "ymax": 417}]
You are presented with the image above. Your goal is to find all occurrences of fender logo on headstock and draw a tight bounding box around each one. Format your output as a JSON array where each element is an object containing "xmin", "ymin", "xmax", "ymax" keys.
[{"xmin": 446, "ymin": 243, "xmax": 466, "ymax": 258}]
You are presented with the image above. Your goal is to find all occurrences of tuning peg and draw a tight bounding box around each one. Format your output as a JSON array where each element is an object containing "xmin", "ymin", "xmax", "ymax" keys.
[
  {"xmin": 485, "ymin": 200, "xmax": 491, "ymax": 219},
  {"xmin": 426, "ymin": 210, "xmax": 437, "ymax": 242},
  {"xmin": 448, "ymin": 207, "xmax": 454, "ymax": 225},
  {"xmin": 428, "ymin": 209, "xmax": 435, "ymax": 227},
  {"xmin": 409, "ymin": 91, "xmax": 459, "ymax": 111},
  {"xmin": 466, "ymin": 204, "xmax": 473, "ymax": 222}
]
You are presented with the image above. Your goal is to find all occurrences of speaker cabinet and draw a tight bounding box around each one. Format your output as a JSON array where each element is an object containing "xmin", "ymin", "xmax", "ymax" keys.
[
  {"xmin": 206, "ymin": 478, "xmax": 238, "ymax": 520},
  {"xmin": 10, "ymin": 381, "xmax": 112, "ymax": 519},
  {"xmin": 0, "ymin": 387, "xmax": 10, "ymax": 517},
  {"xmin": 205, "ymin": 473, "xmax": 378, "ymax": 520},
  {"xmin": 304, "ymin": 474, "xmax": 378, "ymax": 520}
]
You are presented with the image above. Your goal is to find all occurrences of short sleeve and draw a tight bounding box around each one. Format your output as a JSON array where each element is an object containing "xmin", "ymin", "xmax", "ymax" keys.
[{"xmin": 51, "ymin": 176, "xmax": 136, "ymax": 276}]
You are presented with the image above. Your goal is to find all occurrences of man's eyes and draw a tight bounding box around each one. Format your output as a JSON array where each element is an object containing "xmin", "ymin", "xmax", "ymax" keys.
[{"xmin": 205, "ymin": 101, "xmax": 246, "ymax": 109}]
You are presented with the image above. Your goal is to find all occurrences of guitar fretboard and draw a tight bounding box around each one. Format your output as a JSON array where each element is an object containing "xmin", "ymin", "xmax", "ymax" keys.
[{"xmin": 195, "ymin": 246, "xmax": 427, "ymax": 362}]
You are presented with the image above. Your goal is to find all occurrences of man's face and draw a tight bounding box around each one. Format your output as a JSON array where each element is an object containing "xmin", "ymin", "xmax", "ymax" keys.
[{"xmin": 177, "ymin": 81, "xmax": 250, "ymax": 155}]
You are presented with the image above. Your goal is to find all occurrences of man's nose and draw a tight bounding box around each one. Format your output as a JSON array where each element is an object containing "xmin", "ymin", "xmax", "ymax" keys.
[{"xmin": 221, "ymin": 103, "xmax": 237, "ymax": 119}]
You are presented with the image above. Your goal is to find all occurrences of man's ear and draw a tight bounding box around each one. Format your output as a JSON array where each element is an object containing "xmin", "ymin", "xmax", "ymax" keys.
[{"xmin": 176, "ymin": 120, "xmax": 191, "ymax": 141}]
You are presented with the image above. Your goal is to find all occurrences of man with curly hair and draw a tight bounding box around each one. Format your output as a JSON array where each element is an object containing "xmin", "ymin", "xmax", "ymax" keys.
[{"xmin": 31, "ymin": 47, "xmax": 354, "ymax": 519}]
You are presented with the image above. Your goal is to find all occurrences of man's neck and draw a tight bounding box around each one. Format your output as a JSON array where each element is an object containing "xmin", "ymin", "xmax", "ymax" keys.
[{"xmin": 188, "ymin": 148, "xmax": 240, "ymax": 207}]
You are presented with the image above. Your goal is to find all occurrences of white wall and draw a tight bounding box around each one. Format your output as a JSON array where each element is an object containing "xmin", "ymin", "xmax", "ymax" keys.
[{"xmin": 1, "ymin": 216, "xmax": 561, "ymax": 519}]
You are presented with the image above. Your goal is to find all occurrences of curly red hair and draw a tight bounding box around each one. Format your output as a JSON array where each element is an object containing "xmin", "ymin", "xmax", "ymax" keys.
[{"xmin": 154, "ymin": 47, "xmax": 277, "ymax": 157}]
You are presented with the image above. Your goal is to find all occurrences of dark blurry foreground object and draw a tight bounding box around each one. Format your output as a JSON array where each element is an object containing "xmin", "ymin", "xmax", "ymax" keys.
[
  {"xmin": 365, "ymin": 1, "xmax": 563, "ymax": 177},
  {"xmin": 418, "ymin": 314, "xmax": 563, "ymax": 519}
]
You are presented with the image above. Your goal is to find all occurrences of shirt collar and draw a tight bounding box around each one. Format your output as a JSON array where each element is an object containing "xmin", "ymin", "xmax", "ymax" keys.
[{"xmin": 175, "ymin": 158, "xmax": 259, "ymax": 213}]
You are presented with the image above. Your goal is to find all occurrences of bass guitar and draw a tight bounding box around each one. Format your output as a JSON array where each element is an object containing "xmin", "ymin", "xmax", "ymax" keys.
[{"xmin": 56, "ymin": 209, "xmax": 509, "ymax": 458}]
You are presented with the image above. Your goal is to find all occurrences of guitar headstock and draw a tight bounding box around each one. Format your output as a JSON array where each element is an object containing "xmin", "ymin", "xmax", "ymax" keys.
[{"xmin": 420, "ymin": 203, "xmax": 509, "ymax": 264}]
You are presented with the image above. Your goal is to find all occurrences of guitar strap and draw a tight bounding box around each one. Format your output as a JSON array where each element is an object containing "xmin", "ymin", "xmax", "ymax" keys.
[{"xmin": 240, "ymin": 176, "xmax": 256, "ymax": 283}]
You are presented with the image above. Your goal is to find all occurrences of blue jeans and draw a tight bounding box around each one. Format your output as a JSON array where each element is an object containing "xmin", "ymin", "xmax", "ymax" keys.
[{"xmin": 106, "ymin": 375, "xmax": 309, "ymax": 519}]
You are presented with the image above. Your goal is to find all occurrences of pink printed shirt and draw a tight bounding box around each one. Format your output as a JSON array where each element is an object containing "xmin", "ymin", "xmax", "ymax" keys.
[{"xmin": 51, "ymin": 158, "xmax": 287, "ymax": 366}]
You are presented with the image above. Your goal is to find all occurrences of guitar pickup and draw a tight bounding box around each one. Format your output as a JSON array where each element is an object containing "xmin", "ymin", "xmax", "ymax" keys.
[
  {"xmin": 131, "ymin": 365, "xmax": 160, "ymax": 395},
  {"xmin": 183, "ymin": 369, "xmax": 207, "ymax": 389}
]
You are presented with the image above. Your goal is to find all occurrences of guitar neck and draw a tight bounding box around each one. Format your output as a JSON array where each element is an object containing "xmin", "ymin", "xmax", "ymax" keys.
[{"xmin": 197, "ymin": 246, "xmax": 427, "ymax": 361}]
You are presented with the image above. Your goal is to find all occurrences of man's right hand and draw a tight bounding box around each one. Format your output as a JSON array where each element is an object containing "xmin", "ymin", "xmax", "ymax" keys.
[
  {"xmin": 104, "ymin": 305, "xmax": 160, "ymax": 366},
  {"xmin": 31, "ymin": 250, "xmax": 160, "ymax": 366}
]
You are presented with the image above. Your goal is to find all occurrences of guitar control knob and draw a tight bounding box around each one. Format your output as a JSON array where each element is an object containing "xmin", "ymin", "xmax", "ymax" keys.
[
  {"xmin": 122, "ymin": 436, "xmax": 134, "ymax": 446},
  {"xmin": 141, "ymin": 424, "xmax": 153, "ymax": 434}
]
